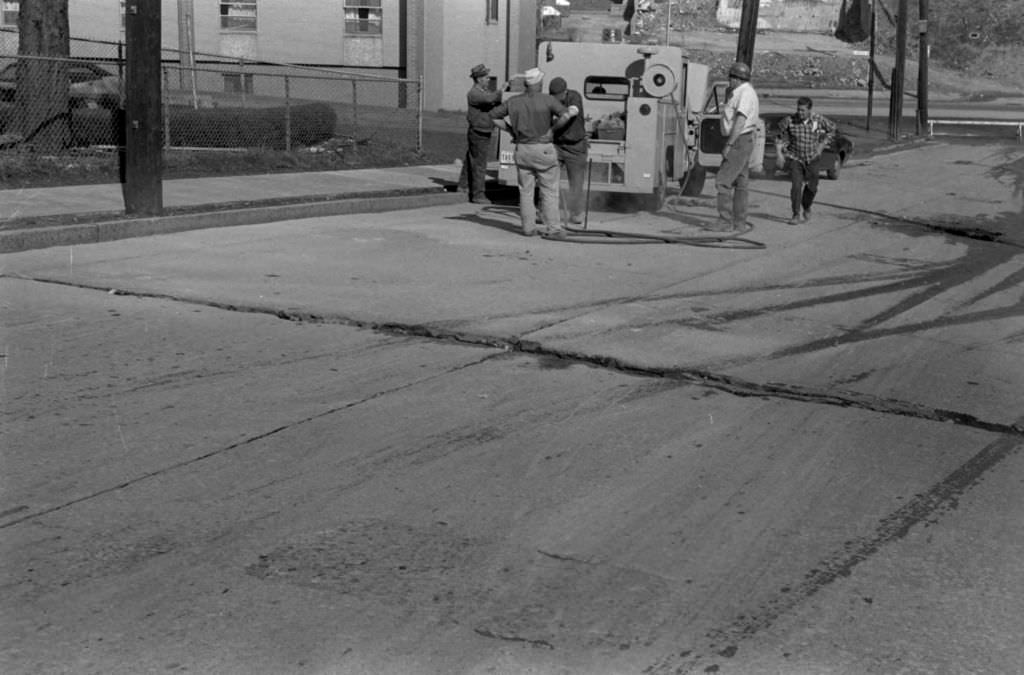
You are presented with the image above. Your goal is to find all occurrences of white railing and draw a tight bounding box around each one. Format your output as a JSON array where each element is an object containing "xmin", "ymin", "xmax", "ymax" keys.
[{"xmin": 927, "ymin": 119, "xmax": 1024, "ymax": 142}]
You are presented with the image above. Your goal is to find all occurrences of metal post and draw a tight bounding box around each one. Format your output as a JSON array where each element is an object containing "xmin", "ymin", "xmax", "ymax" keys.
[
  {"xmin": 239, "ymin": 59, "xmax": 247, "ymax": 107},
  {"xmin": 351, "ymin": 79, "xmax": 358, "ymax": 133},
  {"xmin": 284, "ymin": 74, "xmax": 291, "ymax": 152},
  {"xmin": 417, "ymin": 75, "xmax": 424, "ymax": 154},
  {"xmin": 162, "ymin": 65, "xmax": 171, "ymax": 148}
]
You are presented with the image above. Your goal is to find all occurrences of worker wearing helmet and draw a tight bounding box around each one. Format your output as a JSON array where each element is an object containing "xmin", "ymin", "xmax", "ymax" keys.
[{"xmin": 707, "ymin": 61, "xmax": 760, "ymax": 233}]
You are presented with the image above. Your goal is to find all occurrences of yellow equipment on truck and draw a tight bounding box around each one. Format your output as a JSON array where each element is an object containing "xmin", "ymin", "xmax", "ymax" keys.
[{"xmin": 496, "ymin": 41, "xmax": 765, "ymax": 211}]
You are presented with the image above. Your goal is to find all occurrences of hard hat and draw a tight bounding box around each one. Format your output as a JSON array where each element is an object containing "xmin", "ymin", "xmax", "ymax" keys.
[{"xmin": 728, "ymin": 61, "xmax": 751, "ymax": 81}]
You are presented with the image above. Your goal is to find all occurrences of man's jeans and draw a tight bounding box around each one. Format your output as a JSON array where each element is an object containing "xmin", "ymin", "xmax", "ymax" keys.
[
  {"xmin": 458, "ymin": 129, "xmax": 493, "ymax": 200},
  {"xmin": 515, "ymin": 143, "xmax": 561, "ymax": 232},
  {"xmin": 715, "ymin": 133, "xmax": 754, "ymax": 226},
  {"xmin": 788, "ymin": 155, "xmax": 821, "ymax": 215}
]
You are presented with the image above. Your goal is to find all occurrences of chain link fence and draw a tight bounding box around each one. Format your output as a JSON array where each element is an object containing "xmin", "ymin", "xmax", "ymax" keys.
[{"xmin": 1, "ymin": 29, "xmax": 425, "ymax": 184}]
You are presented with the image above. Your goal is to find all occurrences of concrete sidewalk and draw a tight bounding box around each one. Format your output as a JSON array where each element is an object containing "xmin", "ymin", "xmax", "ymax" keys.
[
  {"xmin": 0, "ymin": 163, "xmax": 464, "ymax": 221},
  {"xmin": 0, "ymin": 163, "xmax": 466, "ymax": 253}
]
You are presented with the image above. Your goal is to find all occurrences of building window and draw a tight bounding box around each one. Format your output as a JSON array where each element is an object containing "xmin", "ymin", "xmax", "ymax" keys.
[
  {"xmin": 486, "ymin": 0, "xmax": 499, "ymax": 24},
  {"xmin": 344, "ymin": 0, "xmax": 382, "ymax": 35},
  {"xmin": 221, "ymin": 0, "xmax": 257, "ymax": 31},
  {"xmin": 120, "ymin": 0, "xmax": 125, "ymax": 30},
  {"xmin": 1, "ymin": 1, "xmax": 19, "ymax": 27}
]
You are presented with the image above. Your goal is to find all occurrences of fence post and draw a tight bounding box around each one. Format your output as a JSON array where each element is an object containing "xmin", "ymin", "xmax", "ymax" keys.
[
  {"xmin": 417, "ymin": 75, "xmax": 424, "ymax": 155},
  {"xmin": 284, "ymin": 74, "xmax": 292, "ymax": 152},
  {"xmin": 239, "ymin": 59, "xmax": 247, "ymax": 107},
  {"xmin": 351, "ymin": 79, "xmax": 358, "ymax": 135},
  {"xmin": 162, "ymin": 65, "xmax": 171, "ymax": 148}
]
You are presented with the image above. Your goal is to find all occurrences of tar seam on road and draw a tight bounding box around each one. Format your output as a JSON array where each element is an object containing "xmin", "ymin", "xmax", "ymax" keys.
[
  {"xmin": 642, "ymin": 428, "xmax": 1024, "ymax": 674},
  {"xmin": 0, "ymin": 350, "xmax": 501, "ymax": 530},
  {"xmin": 749, "ymin": 186, "xmax": 1023, "ymax": 248},
  {"xmin": 8, "ymin": 273, "xmax": 1024, "ymax": 441},
  {"xmin": 7, "ymin": 274, "xmax": 1024, "ymax": 672}
]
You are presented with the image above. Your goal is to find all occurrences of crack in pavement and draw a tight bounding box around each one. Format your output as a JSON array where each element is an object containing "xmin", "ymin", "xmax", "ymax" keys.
[
  {"xmin": 0, "ymin": 350, "xmax": 502, "ymax": 530},
  {"xmin": 5, "ymin": 275, "xmax": 1020, "ymax": 531},
  {"xmin": 473, "ymin": 626, "xmax": 555, "ymax": 650},
  {"xmin": 748, "ymin": 187, "xmax": 1024, "ymax": 248},
  {"xmin": 10, "ymin": 274, "xmax": 1024, "ymax": 438},
  {"xmin": 642, "ymin": 426, "xmax": 1024, "ymax": 675}
]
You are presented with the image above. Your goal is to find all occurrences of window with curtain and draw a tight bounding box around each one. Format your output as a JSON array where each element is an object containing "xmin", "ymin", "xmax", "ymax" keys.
[
  {"xmin": 344, "ymin": 0, "xmax": 382, "ymax": 35},
  {"xmin": 486, "ymin": 0, "xmax": 499, "ymax": 24},
  {"xmin": 221, "ymin": 0, "xmax": 257, "ymax": 31},
  {"xmin": 1, "ymin": 1, "xmax": 19, "ymax": 26}
]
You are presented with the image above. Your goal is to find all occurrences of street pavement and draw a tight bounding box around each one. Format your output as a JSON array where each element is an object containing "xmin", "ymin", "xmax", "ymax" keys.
[{"xmin": 1, "ymin": 138, "xmax": 1023, "ymax": 674}]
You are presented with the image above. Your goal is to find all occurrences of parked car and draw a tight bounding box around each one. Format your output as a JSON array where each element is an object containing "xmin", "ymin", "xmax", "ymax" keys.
[
  {"xmin": 0, "ymin": 61, "xmax": 121, "ymax": 109},
  {"xmin": 820, "ymin": 131, "xmax": 853, "ymax": 179}
]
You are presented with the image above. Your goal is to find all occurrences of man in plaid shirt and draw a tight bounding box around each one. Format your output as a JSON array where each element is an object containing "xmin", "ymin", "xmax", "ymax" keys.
[{"xmin": 777, "ymin": 96, "xmax": 836, "ymax": 224}]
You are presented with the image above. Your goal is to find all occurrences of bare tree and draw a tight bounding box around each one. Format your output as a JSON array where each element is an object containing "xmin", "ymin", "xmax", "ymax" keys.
[{"xmin": 15, "ymin": 0, "xmax": 71, "ymax": 150}]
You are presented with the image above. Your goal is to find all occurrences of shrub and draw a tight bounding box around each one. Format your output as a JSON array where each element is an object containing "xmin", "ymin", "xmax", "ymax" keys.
[{"xmin": 168, "ymin": 102, "xmax": 337, "ymax": 149}]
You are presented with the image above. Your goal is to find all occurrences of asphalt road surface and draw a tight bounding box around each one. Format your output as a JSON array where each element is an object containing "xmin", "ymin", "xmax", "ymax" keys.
[{"xmin": 2, "ymin": 138, "xmax": 1023, "ymax": 674}]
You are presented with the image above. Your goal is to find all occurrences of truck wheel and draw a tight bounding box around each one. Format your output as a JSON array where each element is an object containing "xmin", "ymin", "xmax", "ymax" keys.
[
  {"xmin": 680, "ymin": 164, "xmax": 706, "ymax": 196},
  {"xmin": 827, "ymin": 163, "xmax": 840, "ymax": 180}
]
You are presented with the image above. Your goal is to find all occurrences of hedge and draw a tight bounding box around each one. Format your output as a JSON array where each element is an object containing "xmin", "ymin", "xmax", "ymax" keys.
[
  {"xmin": 168, "ymin": 102, "xmax": 337, "ymax": 149},
  {"xmin": 1, "ymin": 102, "xmax": 337, "ymax": 150}
]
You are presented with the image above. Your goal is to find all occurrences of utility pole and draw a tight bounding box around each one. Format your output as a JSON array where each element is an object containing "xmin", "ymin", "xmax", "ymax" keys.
[
  {"xmin": 735, "ymin": 0, "xmax": 759, "ymax": 68},
  {"xmin": 122, "ymin": 0, "xmax": 163, "ymax": 216},
  {"xmin": 866, "ymin": 0, "xmax": 876, "ymax": 130},
  {"xmin": 888, "ymin": 0, "xmax": 908, "ymax": 140},
  {"xmin": 916, "ymin": 0, "xmax": 929, "ymax": 134}
]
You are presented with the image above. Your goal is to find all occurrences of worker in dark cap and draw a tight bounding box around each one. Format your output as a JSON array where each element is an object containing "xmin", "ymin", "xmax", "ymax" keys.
[
  {"xmin": 458, "ymin": 63, "xmax": 505, "ymax": 203},
  {"xmin": 549, "ymin": 76, "xmax": 588, "ymax": 225}
]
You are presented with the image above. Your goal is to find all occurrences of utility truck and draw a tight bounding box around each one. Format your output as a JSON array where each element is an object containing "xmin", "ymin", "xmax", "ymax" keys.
[{"xmin": 496, "ymin": 40, "xmax": 765, "ymax": 210}]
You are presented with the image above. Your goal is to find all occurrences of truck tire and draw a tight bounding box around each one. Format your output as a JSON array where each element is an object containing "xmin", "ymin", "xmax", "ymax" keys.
[
  {"xmin": 680, "ymin": 164, "xmax": 706, "ymax": 196},
  {"xmin": 827, "ymin": 162, "xmax": 840, "ymax": 180}
]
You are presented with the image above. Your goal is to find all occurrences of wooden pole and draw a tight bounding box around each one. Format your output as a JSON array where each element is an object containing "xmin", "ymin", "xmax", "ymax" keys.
[
  {"xmin": 122, "ymin": 0, "xmax": 163, "ymax": 216},
  {"xmin": 888, "ymin": 0, "xmax": 908, "ymax": 140},
  {"xmin": 735, "ymin": 0, "xmax": 759, "ymax": 69},
  {"xmin": 917, "ymin": 0, "xmax": 929, "ymax": 134},
  {"xmin": 866, "ymin": 0, "xmax": 876, "ymax": 130}
]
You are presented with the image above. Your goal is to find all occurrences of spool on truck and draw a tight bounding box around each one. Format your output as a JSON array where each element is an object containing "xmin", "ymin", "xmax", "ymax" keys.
[{"xmin": 496, "ymin": 41, "xmax": 765, "ymax": 212}]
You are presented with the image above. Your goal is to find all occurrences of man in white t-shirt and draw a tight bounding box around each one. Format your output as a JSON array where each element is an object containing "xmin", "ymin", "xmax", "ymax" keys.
[{"xmin": 706, "ymin": 61, "xmax": 759, "ymax": 233}]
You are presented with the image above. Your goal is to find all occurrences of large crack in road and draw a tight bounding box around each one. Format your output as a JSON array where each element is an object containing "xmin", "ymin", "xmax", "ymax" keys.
[
  {"xmin": 7, "ymin": 274, "xmax": 1024, "ymax": 672},
  {"xmin": 11, "ymin": 274, "xmax": 1021, "ymax": 438}
]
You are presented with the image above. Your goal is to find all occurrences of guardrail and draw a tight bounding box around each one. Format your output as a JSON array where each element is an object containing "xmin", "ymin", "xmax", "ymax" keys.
[{"xmin": 927, "ymin": 119, "xmax": 1023, "ymax": 142}]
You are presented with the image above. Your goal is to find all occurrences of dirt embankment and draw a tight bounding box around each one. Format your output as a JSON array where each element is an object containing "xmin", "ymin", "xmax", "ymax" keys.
[{"xmin": 551, "ymin": 7, "xmax": 1024, "ymax": 99}]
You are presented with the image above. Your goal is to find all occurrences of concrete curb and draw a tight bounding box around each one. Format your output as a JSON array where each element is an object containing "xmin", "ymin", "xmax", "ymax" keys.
[{"xmin": 0, "ymin": 189, "xmax": 464, "ymax": 254}]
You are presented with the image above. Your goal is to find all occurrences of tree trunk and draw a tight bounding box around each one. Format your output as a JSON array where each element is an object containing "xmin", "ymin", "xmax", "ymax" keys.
[{"xmin": 15, "ymin": 0, "xmax": 71, "ymax": 151}]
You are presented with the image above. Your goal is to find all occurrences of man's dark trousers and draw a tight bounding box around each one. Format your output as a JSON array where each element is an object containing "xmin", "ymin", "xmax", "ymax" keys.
[
  {"xmin": 788, "ymin": 156, "xmax": 821, "ymax": 215},
  {"xmin": 459, "ymin": 129, "xmax": 493, "ymax": 202},
  {"xmin": 556, "ymin": 139, "xmax": 588, "ymax": 222}
]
